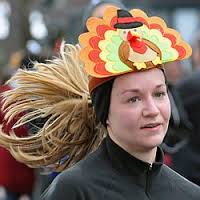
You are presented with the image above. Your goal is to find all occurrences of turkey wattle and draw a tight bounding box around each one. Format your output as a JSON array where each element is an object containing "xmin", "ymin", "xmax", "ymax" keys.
[{"xmin": 118, "ymin": 28, "xmax": 162, "ymax": 70}]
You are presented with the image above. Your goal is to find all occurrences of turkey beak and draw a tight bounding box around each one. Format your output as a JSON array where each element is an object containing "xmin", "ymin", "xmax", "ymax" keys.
[{"xmin": 127, "ymin": 31, "xmax": 140, "ymax": 41}]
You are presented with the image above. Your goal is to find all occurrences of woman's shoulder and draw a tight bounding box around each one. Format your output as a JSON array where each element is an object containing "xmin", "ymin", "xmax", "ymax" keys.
[
  {"xmin": 41, "ymin": 145, "xmax": 108, "ymax": 200},
  {"xmin": 161, "ymin": 164, "xmax": 200, "ymax": 198},
  {"xmin": 41, "ymin": 164, "xmax": 90, "ymax": 200}
]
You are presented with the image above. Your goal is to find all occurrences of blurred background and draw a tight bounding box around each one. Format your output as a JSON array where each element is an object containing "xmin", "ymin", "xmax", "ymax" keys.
[{"xmin": 1, "ymin": 1, "xmax": 200, "ymax": 199}]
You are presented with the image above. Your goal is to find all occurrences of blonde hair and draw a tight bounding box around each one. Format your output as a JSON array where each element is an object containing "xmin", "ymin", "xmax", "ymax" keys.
[{"xmin": 0, "ymin": 43, "xmax": 105, "ymax": 171}]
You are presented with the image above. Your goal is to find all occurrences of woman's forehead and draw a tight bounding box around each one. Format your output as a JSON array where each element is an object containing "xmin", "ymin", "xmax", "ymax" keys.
[{"xmin": 112, "ymin": 68, "xmax": 165, "ymax": 92}]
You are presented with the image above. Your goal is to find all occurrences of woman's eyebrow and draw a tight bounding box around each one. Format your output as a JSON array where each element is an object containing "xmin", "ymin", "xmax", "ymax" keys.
[
  {"xmin": 120, "ymin": 83, "xmax": 166, "ymax": 95},
  {"xmin": 156, "ymin": 84, "xmax": 166, "ymax": 88},
  {"xmin": 121, "ymin": 89, "xmax": 140, "ymax": 95}
]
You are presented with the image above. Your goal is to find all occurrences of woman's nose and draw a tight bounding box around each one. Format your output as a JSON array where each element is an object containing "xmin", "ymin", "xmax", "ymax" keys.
[{"xmin": 142, "ymin": 97, "xmax": 159, "ymax": 117}]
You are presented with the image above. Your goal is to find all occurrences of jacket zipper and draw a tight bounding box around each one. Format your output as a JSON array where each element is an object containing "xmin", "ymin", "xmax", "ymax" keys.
[{"xmin": 145, "ymin": 163, "xmax": 152, "ymax": 197}]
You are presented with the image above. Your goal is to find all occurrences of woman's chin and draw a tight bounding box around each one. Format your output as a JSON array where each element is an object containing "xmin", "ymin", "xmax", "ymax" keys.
[{"xmin": 142, "ymin": 135, "xmax": 165, "ymax": 149}]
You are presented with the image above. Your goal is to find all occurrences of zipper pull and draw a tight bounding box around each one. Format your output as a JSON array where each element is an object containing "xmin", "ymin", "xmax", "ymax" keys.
[{"xmin": 149, "ymin": 163, "xmax": 153, "ymax": 171}]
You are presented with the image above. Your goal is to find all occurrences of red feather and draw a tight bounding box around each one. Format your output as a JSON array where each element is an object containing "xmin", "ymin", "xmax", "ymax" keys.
[
  {"xmin": 88, "ymin": 50, "xmax": 102, "ymax": 62},
  {"xmin": 89, "ymin": 36, "xmax": 101, "ymax": 49},
  {"xmin": 94, "ymin": 63, "xmax": 111, "ymax": 75},
  {"xmin": 174, "ymin": 45, "xmax": 186, "ymax": 59},
  {"xmin": 127, "ymin": 32, "xmax": 147, "ymax": 54},
  {"xmin": 96, "ymin": 25, "xmax": 112, "ymax": 38},
  {"xmin": 164, "ymin": 33, "xmax": 177, "ymax": 47},
  {"xmin": 110, "ymin": 16, "xmax": 118, "ymax": 28},
  {"xmin": 149, "ymin": 23, "xmax": 164, "ymax": 35}
]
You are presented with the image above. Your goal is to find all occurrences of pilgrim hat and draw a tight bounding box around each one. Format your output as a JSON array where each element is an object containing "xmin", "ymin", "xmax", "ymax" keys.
[{"xmin": 114, "ymin": 9, "xmax": 143, "ymax": 29}]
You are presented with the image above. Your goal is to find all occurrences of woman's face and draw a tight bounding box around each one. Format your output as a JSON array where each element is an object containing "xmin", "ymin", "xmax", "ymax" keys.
[{"xmin": 107, "ymin": 68, "xmax": 171, "ymax": 152}]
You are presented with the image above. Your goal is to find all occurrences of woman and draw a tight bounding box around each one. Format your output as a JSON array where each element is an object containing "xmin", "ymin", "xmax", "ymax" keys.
[{"xmin": 0, "ymin": 6, "xmax": 199, "ymax": 200}]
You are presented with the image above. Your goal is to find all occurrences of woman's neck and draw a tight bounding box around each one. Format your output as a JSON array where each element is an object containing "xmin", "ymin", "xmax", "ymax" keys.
[
  {"xmin": 128, "ymin": 147, "xmax": 157, "ymax": 164},
  {"xmin": 109, "ymin": 134, "xmax": 157, "ymax": 164}
]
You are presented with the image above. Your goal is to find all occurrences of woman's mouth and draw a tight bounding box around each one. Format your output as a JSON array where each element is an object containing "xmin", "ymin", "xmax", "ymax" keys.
[{"xmin": 141, "ymin": 123, "xmax": 162, "ymax": 131}]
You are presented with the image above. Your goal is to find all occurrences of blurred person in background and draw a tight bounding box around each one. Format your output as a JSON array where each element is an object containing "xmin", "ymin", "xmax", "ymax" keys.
[
  {"xmin": 10, "ymin": 52, "xmax": 53, "ymax": 200},
  {"xmin": 0, "ymin": 62, "xmax": 35, "ymax": 200},
  {"xmin": 0, "ymin": 50, "xmax": 49, "ymax": 200},
  {"xmin": 161, "ymin": 60, "xmax": 190, "ymax": 166},
  {"xmin": 162, "ymin": 30, "xmax": 200, "ymax": 170},
  {"xmin": 0, "ymin": 68, "xmax": 11, "ymax": 86},
  {"xmin": 165, "ymin": 71, "xmax": 200, "ymax": 186},
  {"xmin": 164, "ymin": 61, "xmax": 185, "ymax": 84},
  {"xmin": 80, "ymin": 0, "xmax": 126, "ymax": 34},
  {"xmin": 191, "ymin": 31, "xmax": 200, "ymax": 71}
]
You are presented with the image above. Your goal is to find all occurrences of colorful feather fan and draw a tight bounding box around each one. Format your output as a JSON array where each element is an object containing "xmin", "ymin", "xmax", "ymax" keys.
[{"xmin": 79, "ymin": 6, "xmax": 192, "ymax": 78}]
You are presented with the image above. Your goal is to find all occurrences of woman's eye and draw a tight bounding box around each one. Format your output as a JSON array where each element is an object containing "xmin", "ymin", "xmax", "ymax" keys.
[
  {"xmin": 154, "ymin": 92, "xmax": 166, "ymax": 98},
  {"xmin": 127, "ymin": 96, "xmax": 140, "ymax": 103}
]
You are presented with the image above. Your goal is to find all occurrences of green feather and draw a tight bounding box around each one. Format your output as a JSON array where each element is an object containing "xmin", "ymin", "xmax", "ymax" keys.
[
  {"xmin": 107, "ymin": 53, "xmax": 118, "ymax": 62},
  {"xmin": 106, "ymin": 43, "xmax": 117, "ymax": 52},
  {"xmin": 101, "ymin": 31, "xmax": 131, "ymax": 73},
  {"xmin": 140, "ymin": 26, "xmax": 178, "ymax": 63}
]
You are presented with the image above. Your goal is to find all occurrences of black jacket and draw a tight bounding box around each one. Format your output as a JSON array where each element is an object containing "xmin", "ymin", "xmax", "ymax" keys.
[{"xmin": 42, "ymin": 136, "xmax": 200, "ymax": 200}]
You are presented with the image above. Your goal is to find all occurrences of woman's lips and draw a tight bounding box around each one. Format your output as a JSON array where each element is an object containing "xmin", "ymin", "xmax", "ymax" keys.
[{"xmin": 141, "ymin": 123, "xmax": 162, "ymax": 131}]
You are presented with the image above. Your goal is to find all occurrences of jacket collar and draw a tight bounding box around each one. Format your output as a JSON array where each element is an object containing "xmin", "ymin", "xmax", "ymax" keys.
[{"xmin": 104, "ymin": 135, "xmax": 164, "ymax": 176}]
